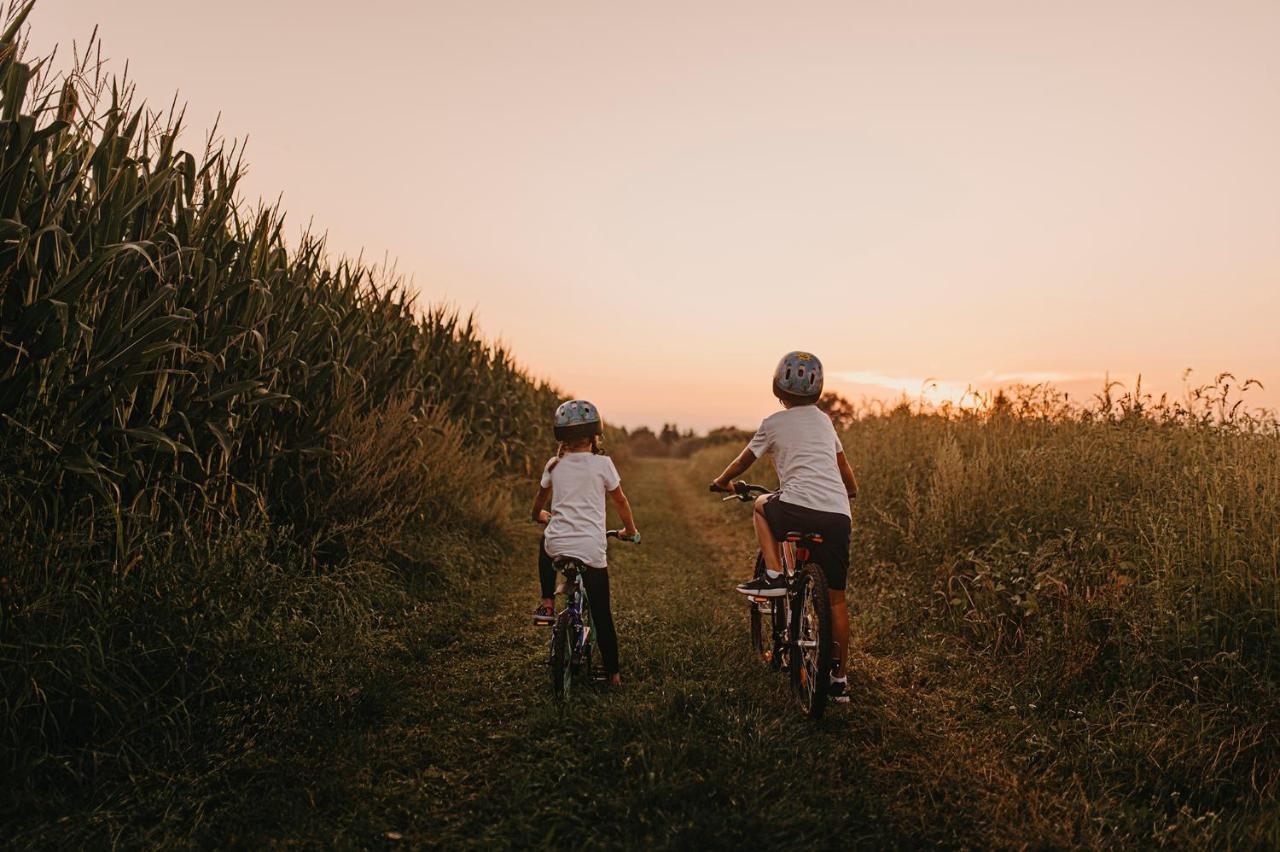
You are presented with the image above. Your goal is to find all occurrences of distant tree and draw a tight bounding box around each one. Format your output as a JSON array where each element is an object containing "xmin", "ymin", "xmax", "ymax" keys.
[
  {"xmin": 626, "ymin": 426, "xmax": 667, "ymax": 457},
  {"xmin": 817, "ymin": 392, "xmax": 857, "ymax": 431},
  {"xmin": 706, "ymin": 426, "xmax": 752, "ymax": 444}
]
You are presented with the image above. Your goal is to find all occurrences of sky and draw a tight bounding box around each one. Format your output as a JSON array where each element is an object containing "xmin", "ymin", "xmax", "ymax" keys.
[{"xmin": 26, "ymin": 1, "xmax": 1280, "ymax": 431}]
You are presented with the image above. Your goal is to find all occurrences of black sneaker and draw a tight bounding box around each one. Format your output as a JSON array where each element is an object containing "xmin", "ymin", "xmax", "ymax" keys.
[
  {"xmin": 532, "ymin": 604, "xmax": 555, "ymax": 626},
  {"xmin": 829, "ymin": 678, "xmax": 850, "ymax": 704},
  {"xmin": 735, "ymin": 573, "xmax": 786, "ymax": 598}
]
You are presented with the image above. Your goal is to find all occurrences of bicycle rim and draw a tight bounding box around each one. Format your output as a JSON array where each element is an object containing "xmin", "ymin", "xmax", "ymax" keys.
[{"xmin": 791, "ymin": 566, "xmax": 832, "ymax": 717}]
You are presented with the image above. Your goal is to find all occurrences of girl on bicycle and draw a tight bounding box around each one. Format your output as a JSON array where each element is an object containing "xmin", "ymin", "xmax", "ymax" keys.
[{"xmin": 530, "ymin": 400, "xmax": 639, "ymax": 688}]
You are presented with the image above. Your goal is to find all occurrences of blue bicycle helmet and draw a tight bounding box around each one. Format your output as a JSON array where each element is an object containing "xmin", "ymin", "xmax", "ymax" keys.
[
  {"xmin": 554, "ymin": 399, "xmax": 603, "ymax": 441},
  {"xmin": 772, "ymin": 351, "xmax": 824, "ymax": 400}
]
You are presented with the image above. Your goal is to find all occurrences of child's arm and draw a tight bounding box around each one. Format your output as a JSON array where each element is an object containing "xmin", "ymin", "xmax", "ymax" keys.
[
  {"xmin": 711, "ymin": 447, "xmax": 757, "ymax": 491},
  {"xmin": 608, "ymin": 485, "xmax": 639, "ymax": 537},
  {"xmin": 531, "ymin": 485, "xmax": 552, "ymax": 524},
  {"xmin": 837, "ymin": 451, "xmax": 858, "ymax": 499}
]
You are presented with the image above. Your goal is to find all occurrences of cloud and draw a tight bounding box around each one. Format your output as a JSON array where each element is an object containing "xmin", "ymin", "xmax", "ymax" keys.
[
  {"xmin": 985, "ymin": 371, "xmax": 1104, "ymax": 384},
  {"xmin": 828, "ymin": 369, "xmax": 1108, "ymax": 405},
  {"xmin": 829, "ymin": 371, "xmax": 973, "ymax": 405}
]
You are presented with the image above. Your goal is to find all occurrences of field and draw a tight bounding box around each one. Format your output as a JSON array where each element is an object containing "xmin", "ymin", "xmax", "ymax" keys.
[{"xmin": 3, "ymin": 5, "xmax": 1279, "ymax": 849}]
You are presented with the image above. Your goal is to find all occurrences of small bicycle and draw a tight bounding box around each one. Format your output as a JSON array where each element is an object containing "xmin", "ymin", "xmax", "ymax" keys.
[
  {"xmin": 714, "ymin": 481, "xmax": 834, "ymax": 719},
  {"xmin": 548, "ymin": 529, "xmax": 638, "ymax": 702}
]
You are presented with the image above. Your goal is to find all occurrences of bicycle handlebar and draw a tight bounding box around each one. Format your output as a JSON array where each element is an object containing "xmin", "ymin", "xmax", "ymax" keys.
[
  {"xmin": 710, "ymin": 480, "xmax": 773, "ymax": 502},
  {"xmin": 607, "ymin": 529, "xmax": 642, "ymax": 544}
]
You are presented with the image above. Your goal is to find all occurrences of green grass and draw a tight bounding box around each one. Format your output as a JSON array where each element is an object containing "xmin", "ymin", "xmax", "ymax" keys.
[
  {"xmin": 18, "ymin": 444, "xmax": 1270, "ymax": 848},
  {"xmin": 7, "ymin": 458, "xmax": 906, "ymax": 848}
]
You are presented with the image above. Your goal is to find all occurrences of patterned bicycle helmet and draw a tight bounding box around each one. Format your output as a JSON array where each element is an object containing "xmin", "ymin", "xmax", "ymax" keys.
[
  {"xmin": 554, "ymin": 399, "xmax": 603, "ymax": 441},
  {"xmin": 772, "ymin": 351, "xmax": 824, "ymax": 400}
]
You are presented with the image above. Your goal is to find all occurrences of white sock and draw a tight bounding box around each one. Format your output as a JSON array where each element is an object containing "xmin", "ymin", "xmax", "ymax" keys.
[{"xmin": 765, "ymin": 569, "xmax": 781, "ymax": 579}]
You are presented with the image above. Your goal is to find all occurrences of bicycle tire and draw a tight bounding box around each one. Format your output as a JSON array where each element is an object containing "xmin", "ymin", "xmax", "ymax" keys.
[
  {"xmin": 790, "ymin": 563, "xmax": 832, "ymax": 718},
  {"xmin": 748, "ymin": 552, "xmax": 775, "ymax": 667},
  {"xmin": 551, "ymin": 612, "xmax": 573, "ymax": 701}
]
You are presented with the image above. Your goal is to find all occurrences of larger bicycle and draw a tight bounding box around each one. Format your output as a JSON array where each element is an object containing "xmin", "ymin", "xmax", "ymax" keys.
[{"xmin": 714, "ymin": 481, "xmax": 834, "ymax": 718}]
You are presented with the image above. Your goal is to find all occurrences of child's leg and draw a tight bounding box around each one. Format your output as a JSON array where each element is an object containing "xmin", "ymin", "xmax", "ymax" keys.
[
  {"xmin": 829, "ymin": 588, "xmax": 849, "ymax": 678},
  {"xmin": 583, "ymin": 568, "xmax": 619, "ymax": 676},
  {"xmin": 538, "ymin": 537, "xmax": 556, "ymax": 606},
  {"xmin": 753, "ymin": 495, "xmax": 784, "ymax": 575}
]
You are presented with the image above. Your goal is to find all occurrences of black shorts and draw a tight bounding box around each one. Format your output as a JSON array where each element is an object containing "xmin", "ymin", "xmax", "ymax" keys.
[{"xmin": 762, "ymin": 495, "xmax": 852, "ymax": 591}]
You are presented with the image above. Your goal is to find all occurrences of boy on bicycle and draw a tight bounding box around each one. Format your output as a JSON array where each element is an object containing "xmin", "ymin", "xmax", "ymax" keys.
[{"xmin": 710, "ymin": 351, "xmax": 858, "ymax": 701}]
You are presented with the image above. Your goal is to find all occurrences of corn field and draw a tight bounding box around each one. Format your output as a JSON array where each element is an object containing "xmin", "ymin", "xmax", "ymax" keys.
[{"xmin": 0, "ymin": 0, "xmax": 560, "ymax": 817}]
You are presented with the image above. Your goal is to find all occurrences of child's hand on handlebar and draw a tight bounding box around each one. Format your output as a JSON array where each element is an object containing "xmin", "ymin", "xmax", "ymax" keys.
[
  {"xmin": 709, "ymin": 478, "xmax": 733, "ymax": 493},
  {"xmin": 609, "ymin": 527, "xmax": 641, "ymax": 544},
  {"xmin": 536, "ymin": 510, "xmax": 552, "ymax": 524}
]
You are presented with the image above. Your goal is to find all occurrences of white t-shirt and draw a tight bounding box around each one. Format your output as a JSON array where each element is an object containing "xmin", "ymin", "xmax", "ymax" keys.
[
  {"xmin": 540, "ymin": 452, "xmax": 622, "ymax": 568},
  {"xmin": 747, "ymin": 405, "xmax": 851, "ymax": 517}
]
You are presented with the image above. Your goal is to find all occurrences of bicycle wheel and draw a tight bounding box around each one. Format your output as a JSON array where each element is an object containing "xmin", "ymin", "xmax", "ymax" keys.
[
  {"xmin": 789, "ymin": 564, "xmax": 832, "ymax": 718},
  {"xmin": 748, "ymin": 553, "xmax": 775, "ymax": 666},
  {"xmin": 551, "ymin": 612, "xmax": 573, "ymax": 701}
]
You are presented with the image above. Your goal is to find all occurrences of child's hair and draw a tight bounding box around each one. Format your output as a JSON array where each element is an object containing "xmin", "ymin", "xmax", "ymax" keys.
[
  {"xmin": 546, "ymin": 434, "xmax": 603, "ymax": 472},
  {"xmin": 776, "ymin": 389, "xmax": 820, "ymax": 406}
]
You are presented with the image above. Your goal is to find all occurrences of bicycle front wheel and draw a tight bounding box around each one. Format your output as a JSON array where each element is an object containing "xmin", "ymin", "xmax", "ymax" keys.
[
  {"xmin": 551, "ymin": 612, "xmax": 573, "ymax": 701},
  {"xmin": 748, "ymin": 553, "xmax": 777, "ymax": 667},
  {"xmin": 790, "ymin": 563, "xmax": 832, "ymax": 718}
]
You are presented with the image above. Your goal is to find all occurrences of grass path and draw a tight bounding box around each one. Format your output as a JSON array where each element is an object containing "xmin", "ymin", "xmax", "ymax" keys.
[
  {"xmin": 12, "ymin": 455, "xmax": 1092, "ymax": 849},
  {"xmin": 185, "ymin": 454, "xmax": 1108, "ymax": 849},
  {"xmin": 171, "ymin": 457, "xmax": 1088, "ymax": 849},
  {"xmin": 286, "ymin": 457, "xmax": 899, "ymax": 850}
]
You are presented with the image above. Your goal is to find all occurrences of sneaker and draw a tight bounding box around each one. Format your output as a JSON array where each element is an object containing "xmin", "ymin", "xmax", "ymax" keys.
[
  {"xmin": 735, "ymin": 573, "xmax": 786, "ymax": 598},
  {"xmin": 829, "ymin": 677, "xmax": 850, "ymax": 704},
  {"xmin": 532, "ymin": 604, "xmax": 555, "ymax": 626}
]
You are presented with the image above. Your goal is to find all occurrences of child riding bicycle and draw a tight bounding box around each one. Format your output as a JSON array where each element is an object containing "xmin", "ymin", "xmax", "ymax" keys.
[
  {"xmin": 710, "ymin": 352, "xmax": 858, "ymax": 701},
  {"xmin": 530, "ymin": 399, "xmax": 639, "ymax": 688}
]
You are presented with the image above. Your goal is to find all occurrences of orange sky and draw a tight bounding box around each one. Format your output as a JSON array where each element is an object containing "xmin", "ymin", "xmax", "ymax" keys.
[{"xmin": 28, "ymin": 1, "xmax": 1280, "ymax": 431}]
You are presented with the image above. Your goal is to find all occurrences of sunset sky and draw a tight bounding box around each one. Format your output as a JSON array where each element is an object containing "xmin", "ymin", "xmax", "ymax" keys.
[{"xmin": 28, "ymin": 1, "xmax": 1280, "ymax": 431}]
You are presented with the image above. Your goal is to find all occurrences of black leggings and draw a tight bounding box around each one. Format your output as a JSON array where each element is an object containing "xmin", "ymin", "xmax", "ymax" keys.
[{"xmin": 539, "ymin": 538, "xmax": 619, "ymax": 675}]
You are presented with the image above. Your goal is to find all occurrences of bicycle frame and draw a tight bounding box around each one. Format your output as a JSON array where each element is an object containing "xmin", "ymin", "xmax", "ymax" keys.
[
  {"xmin": 555, "ymin": 567, "xmax": 594, "ymax": 662},
  {"xmin": 544, "ymin": 530, "xmax": 635, "ymax": 701}
]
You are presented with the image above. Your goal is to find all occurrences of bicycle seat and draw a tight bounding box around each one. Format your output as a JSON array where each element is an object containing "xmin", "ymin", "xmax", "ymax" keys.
[
  {"xmin": 553, "ymin": 556, "xmax": 587, "ymax": 573},
  {"xmin": 784, "ymin": 531, "xmax": 824, "ymax": 545}
]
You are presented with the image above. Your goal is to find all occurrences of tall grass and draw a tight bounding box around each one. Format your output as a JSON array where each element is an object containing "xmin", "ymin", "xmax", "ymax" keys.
[
  {"xmin": 0, "ymin": 2, "xmax": 560, "ymax": 833},
  {"xmin": 690, "ymin": 380, "xmax": 1279, "ymax": 845}
]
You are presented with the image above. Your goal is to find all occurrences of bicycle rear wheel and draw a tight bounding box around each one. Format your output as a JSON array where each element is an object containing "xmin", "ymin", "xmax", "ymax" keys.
[
  {"xmin": 551, "ymin": 612, "xmax": 573, "ymax": 701},
  {"xmin": 790, "ymin": 564, "xmax": 832, "ymax": 718}
]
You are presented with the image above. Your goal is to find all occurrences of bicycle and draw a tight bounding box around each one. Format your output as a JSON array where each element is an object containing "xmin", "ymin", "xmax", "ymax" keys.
[
  {"xmin": 713, "ymin": 481, "xmax": 834, "ymax": 718},
  {"xmin": 548, "ymin": 529, "xmax": 638, "ymax": 702}
]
